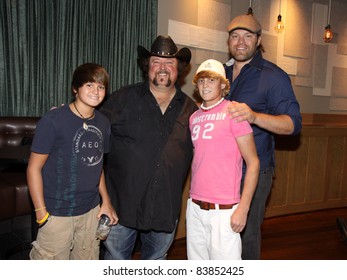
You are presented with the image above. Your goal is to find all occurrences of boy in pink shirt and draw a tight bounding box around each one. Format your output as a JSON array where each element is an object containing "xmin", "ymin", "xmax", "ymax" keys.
[{"xmin": 187, "ymin": 59, "xmax": 260, "ymax": 259}]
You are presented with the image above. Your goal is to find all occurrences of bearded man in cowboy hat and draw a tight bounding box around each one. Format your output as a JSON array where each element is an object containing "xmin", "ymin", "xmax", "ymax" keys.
[{"xmin": 100, "ymin": 35, "xmax": 197, "ymax": 260}]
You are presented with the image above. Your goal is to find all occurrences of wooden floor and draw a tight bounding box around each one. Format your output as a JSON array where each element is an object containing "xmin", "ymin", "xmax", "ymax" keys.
[
  {"xmin": 163, "ymin": 207, "xmax": 347, "ymax": 260},
  {"xmin": 3, "ymin": 207, "xmax": 346, "ymax": 260}
]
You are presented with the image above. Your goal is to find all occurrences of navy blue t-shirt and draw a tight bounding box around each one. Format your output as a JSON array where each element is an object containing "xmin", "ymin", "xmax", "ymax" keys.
[{"xmin": 31, "ymin": 105, "xmax": 110, "ymax": 216}]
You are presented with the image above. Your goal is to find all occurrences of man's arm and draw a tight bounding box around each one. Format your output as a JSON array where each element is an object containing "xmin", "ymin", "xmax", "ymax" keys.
[{"xmin": 228, "ymin": 101, "xmax": 295, "ymax": 135}]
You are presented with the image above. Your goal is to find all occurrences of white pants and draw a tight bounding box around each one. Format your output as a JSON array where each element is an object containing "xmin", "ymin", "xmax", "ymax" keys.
[{"xmin": 186, "ymin": 198, "xmax": 241, "ymax": 260}]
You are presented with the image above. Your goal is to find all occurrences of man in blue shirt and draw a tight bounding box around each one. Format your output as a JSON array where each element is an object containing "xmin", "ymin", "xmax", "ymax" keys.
[{"xmin": 224, "ymin": 14, "xmax": 302, "ymax": 259}]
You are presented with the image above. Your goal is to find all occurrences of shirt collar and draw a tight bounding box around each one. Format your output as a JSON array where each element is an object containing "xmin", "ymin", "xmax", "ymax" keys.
[
  {"xmin": 142, "ymin": 81, "xmax": 185, "ymax": 101},
  {"xmin": 248, "ymin": 50, "xmax": 263, "ymax": 71},
  {"xmin": 226, "ymin": 50, "xmax": 263, "ymax": 71}
]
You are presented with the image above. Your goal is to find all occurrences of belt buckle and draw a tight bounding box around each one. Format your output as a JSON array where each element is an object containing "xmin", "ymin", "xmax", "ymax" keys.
[{"xmin": 200, "ymin": 201, "xmax": 212, "ymax": 210}]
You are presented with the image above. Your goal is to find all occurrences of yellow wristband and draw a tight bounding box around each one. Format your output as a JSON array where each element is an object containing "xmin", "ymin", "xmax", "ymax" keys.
[
  {"xmin": 34, "ymin": 206, "xmax": 46, "ymax": 212},
  {"xmin": 36, "ymin": 212, "xmax": 49, "ymax": 224}
]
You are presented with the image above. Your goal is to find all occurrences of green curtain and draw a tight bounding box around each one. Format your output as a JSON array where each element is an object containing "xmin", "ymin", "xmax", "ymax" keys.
[{"xmin": 0, "ymin": 0, "xmax": 157, "ymax": 116}]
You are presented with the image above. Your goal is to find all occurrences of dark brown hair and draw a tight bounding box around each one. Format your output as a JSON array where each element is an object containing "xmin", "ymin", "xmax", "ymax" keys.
[{"xmin": 71, "ymin": 63, "xmax": 109, "ymax": 96}]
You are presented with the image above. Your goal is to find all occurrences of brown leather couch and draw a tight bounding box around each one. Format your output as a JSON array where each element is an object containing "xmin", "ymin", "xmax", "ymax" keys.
[{"xmin": 0, "ymin": 117, "xmax": 39, "ymax": 258}]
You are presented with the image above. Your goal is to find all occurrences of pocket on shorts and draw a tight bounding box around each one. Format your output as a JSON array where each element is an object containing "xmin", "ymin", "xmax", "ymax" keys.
[
  {"xmin": 30, "ymin": 216, "xmax": 57, "ymax": 260},
  {"xmin": 30, "ymin": 241, "xmax": 55, "ymax": 260}
]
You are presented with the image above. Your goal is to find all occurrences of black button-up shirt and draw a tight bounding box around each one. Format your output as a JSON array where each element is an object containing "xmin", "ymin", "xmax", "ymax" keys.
[{"xmin": 100, "ymin": 82, "xmax": 197, "ymax": 232}]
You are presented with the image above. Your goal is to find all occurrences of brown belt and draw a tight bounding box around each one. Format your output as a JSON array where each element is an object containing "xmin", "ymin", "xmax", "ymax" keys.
[{"xmin": 192, "ymin": 199, "xmax": 236, "ymax": 211}]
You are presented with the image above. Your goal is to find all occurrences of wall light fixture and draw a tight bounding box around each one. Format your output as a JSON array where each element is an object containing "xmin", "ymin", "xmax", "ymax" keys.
[
  {"xmin": 247, "ymin": 0, "xmax": 253, "ymax": 15},
  {"xmin": 274, "ymin": 0, "xmax": 284, "ymax": 33},
  {"xmin": 323, "ymin": 0, "xmax": 333, "ymax": 43}
]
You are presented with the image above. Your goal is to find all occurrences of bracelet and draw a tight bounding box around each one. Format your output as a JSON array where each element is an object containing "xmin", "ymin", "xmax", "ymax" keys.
[
  {"xmin": 36, "ymin": 212, "xmax": 49, "ymax": 224},
  {"xmin": 34, "ymin": 206, "xmax": 46, "ymax": 212},
  {"xmin": 38, "ymin": 216, "xmax": 50, "ymax": 228}
]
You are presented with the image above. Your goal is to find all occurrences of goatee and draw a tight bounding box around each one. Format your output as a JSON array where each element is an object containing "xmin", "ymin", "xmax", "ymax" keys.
[{"xmin": 153, "ymin": 77, "xmax": 172, "ymax": 87}]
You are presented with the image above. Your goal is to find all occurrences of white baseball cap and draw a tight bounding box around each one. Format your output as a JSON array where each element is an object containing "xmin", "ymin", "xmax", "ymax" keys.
[{"xmin": 196, "ymin": 59, "xmax": 226, "ymax": 78}]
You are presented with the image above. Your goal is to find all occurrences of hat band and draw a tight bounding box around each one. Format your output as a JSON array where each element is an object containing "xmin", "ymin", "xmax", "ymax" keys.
[{"xmin": 153, "ymin": 51, "xmax": 176, "ymax": 56}]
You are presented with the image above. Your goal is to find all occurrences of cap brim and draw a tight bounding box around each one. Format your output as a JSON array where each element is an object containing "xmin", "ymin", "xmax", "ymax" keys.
[{"xmin": 228, "ymin": 27, "xmax": 259, "ymax": 34}]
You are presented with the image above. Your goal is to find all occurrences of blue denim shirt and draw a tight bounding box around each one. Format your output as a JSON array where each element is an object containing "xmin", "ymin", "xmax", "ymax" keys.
[{"xmin": 225, "ymin": 51, "xmax": 302, "ymax": 170}]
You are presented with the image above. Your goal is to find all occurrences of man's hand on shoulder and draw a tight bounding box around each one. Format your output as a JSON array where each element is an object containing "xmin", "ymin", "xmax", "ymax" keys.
[
  {"xmin": 50, "ymin": 104, "xmax": 65, "ymax": 110},
  {"xmin": 227, "ymin": 101, "xmax": 256, "ymax": 124}
]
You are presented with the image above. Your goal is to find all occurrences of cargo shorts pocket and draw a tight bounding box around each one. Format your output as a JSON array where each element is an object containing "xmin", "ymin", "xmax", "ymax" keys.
[{"xmin": 29, "ymin": 241, "xmax": 55, "ymax": 260}]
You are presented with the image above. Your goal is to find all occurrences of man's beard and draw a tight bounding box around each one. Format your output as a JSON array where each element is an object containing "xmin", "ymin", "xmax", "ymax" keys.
[
  {"xmin": 153, "ymin": 77, "xmax": 172, "ymax": 87},
  {"xmin": 231, "ymin": 49, "xmax": 257, "ymax": 62},
  {"xmin": 152, "ymin": 70, "xmax": 172, "ymax": 87}
]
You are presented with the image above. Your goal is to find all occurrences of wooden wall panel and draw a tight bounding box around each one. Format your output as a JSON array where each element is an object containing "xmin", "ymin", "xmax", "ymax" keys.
[
  {"xmin": 265, "ymin": 125, "xmax": 347, "ymax": 218},
  {"xmin": 291, "ymin": 138, "xmax": 310, "ymax": 204},
  {"xmin": 325, "ymin": 136, "xmax": 345, "ymax": 200},
  {"xmin": 307, "ymin": 136, "xmax": 327, "ymax": 202},
  {"xmin": 268, "ymin": 150, "xmax": 288, "ymax": 207}
]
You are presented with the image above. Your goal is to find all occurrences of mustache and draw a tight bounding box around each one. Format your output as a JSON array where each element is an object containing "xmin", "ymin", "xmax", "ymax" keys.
[
  {"xmin": 156, "ymin": 69, "xmax": 170, "ymax": 75},
  {"xmin": 152, "ymin": 70, "xmax": 172, "ymax": 87}
]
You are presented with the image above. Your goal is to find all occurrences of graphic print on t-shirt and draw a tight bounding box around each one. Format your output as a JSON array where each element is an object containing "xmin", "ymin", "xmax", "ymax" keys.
[
  {"xmin": 72, "ymin": 125, "xmax": 104, "ymax": 167},
  {"xmin": 190, "ymin": 112, "xmax": 227, "ymax": 141}
]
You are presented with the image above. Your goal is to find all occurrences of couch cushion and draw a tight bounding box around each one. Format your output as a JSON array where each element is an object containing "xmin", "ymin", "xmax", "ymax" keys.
[
  {"xmin": 0, "ymin": 180, "xmax": 16, "ymax": 221},
  {"xmin": 0, "ymin": 117, "xmax": 39, "ymax": 148},
  {"xmin": 0, "ymin": 172, "xmax": 33, "ymax": 218}
]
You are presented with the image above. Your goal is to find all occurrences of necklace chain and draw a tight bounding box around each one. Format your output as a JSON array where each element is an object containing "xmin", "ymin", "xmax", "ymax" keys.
[
  {"xmin": 73, "ymin": 102, "xmax": 94, "ymax": 120},
  {"xmin": 200, "ymin": 98, "xmax": 224, "ymax": 111}
]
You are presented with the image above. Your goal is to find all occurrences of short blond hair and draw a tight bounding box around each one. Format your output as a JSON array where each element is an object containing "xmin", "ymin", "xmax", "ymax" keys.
[{"xmin": 193, "ymin": 70, "xmax": 230, "ymax": 97}]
